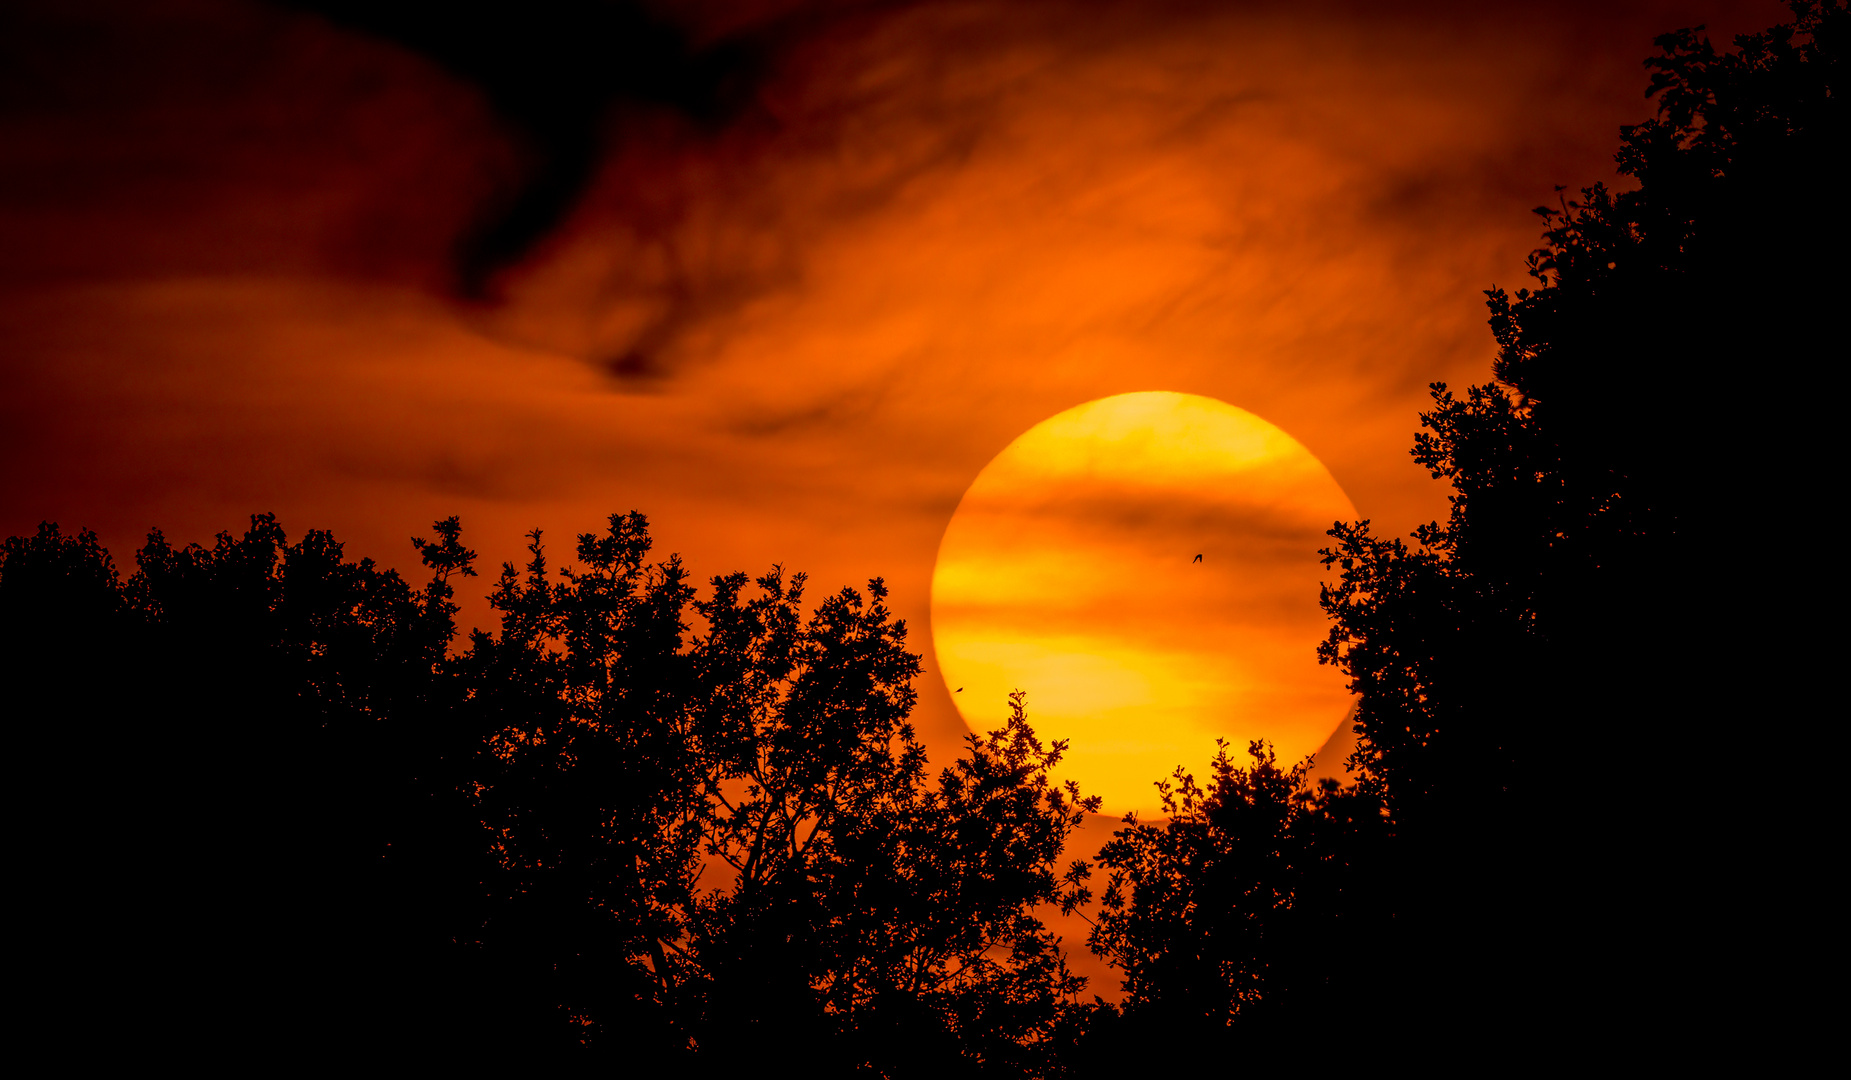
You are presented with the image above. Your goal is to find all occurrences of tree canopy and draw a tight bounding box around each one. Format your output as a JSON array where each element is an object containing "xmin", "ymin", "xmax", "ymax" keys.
[
  {"xmin": 1082, "ymin": 0, "xmax": 1841, "ymax": 1062},
  {"xmin": 5, "ymin": 511, "xmax": 1098, "ymax": 1070}
]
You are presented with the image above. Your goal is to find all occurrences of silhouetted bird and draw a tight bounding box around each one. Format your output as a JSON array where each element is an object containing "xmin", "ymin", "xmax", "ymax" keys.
[
  {"xmin": 1193, "ymin": 554, "xmax": 1203, "ymax": 563},
  {"xmin": 956, "ymin": 687, "xmax": 963, "ymax": 692}
]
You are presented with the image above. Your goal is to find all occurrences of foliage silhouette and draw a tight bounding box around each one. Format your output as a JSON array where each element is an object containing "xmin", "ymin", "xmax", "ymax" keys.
[
  {"xmin": 1317, "ymin": 4, "xmax": 1841, "ymax": 1051},
  {"xmin": 456, "ymin": 516, "xmax": 1100, "ymax": 1071},
  {"xmin": 4, "ymin": 513, "xmax": 489, "ymax": 1059},
  {"xmin": 3, "ymin": 511, "xmax": 1098, "ymax": 1071},
  {"xmin": 1078, "ymin": 1, "xmax": 1842, "ymax": 1064},
  {"xmin": 1075, "ymin": 742, "xmax": 1391, "ymax": 1064}
]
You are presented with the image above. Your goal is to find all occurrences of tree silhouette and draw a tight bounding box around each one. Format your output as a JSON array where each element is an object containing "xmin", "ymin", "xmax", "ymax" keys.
[
  {"xmin": 1076, "ymin": 742, "xmax": 1391, "ymax": 1065},
  {"xmin": 1078, "ymin": 1, "xmax": 1842, "ymax": 1063},
  {"xmin": 1314, "ymin": 0, "xmax": 1843, "ymax": 1056},
  {"xmin": 3, "ymin": 513, "xmax": 491, "ymax": 1060},
  {"xmin": 453, "ymin": 514, "xmax": 1100, "ymax": 1070},
  {"xmin": 4, "ymin": 510, "xmax": 1100, "ymax": 1069}
]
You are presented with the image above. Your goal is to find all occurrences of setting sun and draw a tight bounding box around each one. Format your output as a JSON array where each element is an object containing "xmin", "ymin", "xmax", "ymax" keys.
[{"xmin": 931, "ymin": 391, "xmax": 1357, "ymax": 815}]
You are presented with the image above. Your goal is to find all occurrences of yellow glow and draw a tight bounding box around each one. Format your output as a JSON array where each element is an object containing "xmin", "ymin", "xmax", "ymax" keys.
[{"xmin": 931, "ymin": 391, "xmax": 1357, "ymax": 816}]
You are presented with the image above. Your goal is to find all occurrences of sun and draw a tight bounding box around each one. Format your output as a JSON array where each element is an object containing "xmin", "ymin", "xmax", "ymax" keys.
[{"xmin": 930, "ymin": 391, "xmax": 1358, "ymax": 816}]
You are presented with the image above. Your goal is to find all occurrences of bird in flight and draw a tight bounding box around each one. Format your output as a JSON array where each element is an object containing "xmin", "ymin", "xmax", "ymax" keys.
[{"xmin": 1193, "ymin": 553, "xmax": 1203, "ymax": 563}]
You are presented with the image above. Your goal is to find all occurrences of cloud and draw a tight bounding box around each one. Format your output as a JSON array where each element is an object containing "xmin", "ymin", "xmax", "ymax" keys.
[
  {"xmin": 277, "ymin": 0, "xmax": 792, "ymax": 291},
  {"xmin": 1, "ymin": 0, "xmax": 1792, "ymax": 764},
  {"xmin": 3, "ymin": 0, "xmax": 1784, "ymax": 370}
]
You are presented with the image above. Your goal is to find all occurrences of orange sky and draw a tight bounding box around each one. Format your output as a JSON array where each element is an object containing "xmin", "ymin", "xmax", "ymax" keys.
[{"xmin": 2, "ymin": 0, "xmax": 1782, "ymax": 790}]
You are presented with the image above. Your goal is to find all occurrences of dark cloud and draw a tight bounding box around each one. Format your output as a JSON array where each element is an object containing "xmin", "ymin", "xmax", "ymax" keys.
[
  {"xmin": 0, "ymin": 0, "xmax": 496, "ymax": 290},
  {"xmin": 277, "ymin": 0, "xmax": 779, "ymax": 292},
  {"xmin": 975, "ymin": 485, "xmax": 1340, "ymax": 553},
  {"xmin": 2, "ymin": 0, "xmax": 1785, "ymax": 363}
]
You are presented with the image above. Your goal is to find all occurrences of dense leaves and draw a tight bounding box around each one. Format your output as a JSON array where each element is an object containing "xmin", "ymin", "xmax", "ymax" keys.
[
  {"xmin": 1315, "ymin": 0, "xmax": 1840, "ymax": 1055},
  {"xmin": 1083, "ymin": 743, "xmax": 1390, "ymax": 1057},
  {"xmin": 3, "ymin": 511, "xmax": 1098, "ymax": 1070},
  {"xmin": 456, "ymin": 518, "xmax": 1102, "ymax": 1070},
  {"xmin": 1078, "ymin": 2, "xmax": 1841, "ymax": 1062}
]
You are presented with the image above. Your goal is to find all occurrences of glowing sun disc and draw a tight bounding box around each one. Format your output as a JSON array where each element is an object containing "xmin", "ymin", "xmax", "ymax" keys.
[{"xmin": 930, "ymin": 391, "xmax": 1357, "ymax": 816}]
